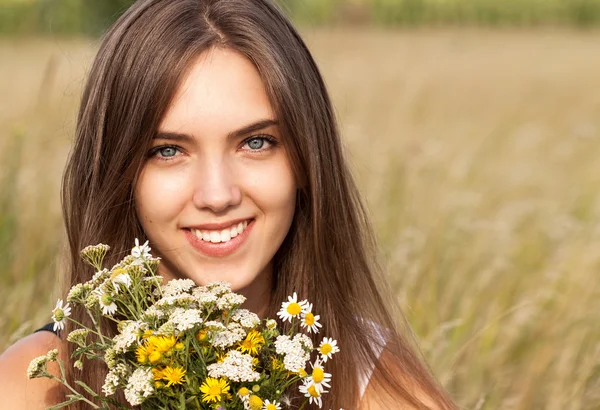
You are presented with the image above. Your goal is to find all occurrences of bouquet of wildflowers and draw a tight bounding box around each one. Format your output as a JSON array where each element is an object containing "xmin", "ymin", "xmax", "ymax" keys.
[{"xmin": 27, "ymin": 240, "xmax": 340, "ymax": 410}]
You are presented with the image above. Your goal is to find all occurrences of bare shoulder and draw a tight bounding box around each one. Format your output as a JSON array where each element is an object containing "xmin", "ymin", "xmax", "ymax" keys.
[{"xmin": 0, "ymin": 331, "xmax": 64, "ymax": 409}]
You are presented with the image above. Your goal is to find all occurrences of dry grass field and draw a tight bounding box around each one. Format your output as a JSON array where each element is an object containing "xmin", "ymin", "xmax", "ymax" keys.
[{"xmin": 1, "ymin": 28, "xmax": 600, "ymax": 409}]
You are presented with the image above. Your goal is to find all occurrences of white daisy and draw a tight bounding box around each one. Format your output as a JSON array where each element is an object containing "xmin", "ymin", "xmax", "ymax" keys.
[
  {"xmin": 94, "ymin": 287, "xmax": 117, "ymax": 316},
  {"xmin": 299, "ymin": 379, "xmax": 327, "ymax": 408},
  {"xmin": 307, "ymin": 358, "xmax": 332, "ymax": 390},
  {"xmin": 51, "ymin": 299, "xmax": 71, "ymax": 332},
  {"xmin": 131, "ymin": 238, "xmax": 152, "ymax": 260},
  {"xmin": 300, "ymin": 302, "xmax": 322, "ymax": 334},
  {"xmin": 318, "ymin": 337, "xmax": 339, "ymax": 362},
  {"xmin": 277, "ymin": 292, "xmax": 308, "ymax": 323},
  {"xmin": 263, "ymin": 399, "xmax": 282, "ymax": 410},
  {"xmin": 111, "ymin": 271, "xmax": 132, "ymax": 293}
]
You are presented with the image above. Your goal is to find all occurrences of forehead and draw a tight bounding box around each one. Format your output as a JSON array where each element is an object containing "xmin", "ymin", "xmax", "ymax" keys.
[{"xmin": 160, "ymin": 47, "xmax": 275, "ymax": 133}]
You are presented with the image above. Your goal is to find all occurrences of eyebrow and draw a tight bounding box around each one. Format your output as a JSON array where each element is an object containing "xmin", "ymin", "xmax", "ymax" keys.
[{"xmin": 154, "ymin": 119, "xmax": 279, "ymax": 142}]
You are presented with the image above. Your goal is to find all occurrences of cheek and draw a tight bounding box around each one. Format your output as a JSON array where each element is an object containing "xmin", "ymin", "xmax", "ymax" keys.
[
  {"xmin": 135, "ymin": 166, "xmax": 191, "ymax": 225},
  {"xmin": 243, "ymin": 157, "xmax": 297, "ymax": 219}
]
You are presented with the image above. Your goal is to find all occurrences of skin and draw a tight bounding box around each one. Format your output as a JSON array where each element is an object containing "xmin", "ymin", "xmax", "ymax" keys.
[{"xmin": 134, "ymin": 47, "xmax": 297, "ymax": 318}]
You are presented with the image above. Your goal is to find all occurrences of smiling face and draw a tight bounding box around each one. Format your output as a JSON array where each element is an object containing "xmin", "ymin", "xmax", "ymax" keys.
[{"xmin": 134, "ymin": 47, "xmax": 297, "ymax": 314}]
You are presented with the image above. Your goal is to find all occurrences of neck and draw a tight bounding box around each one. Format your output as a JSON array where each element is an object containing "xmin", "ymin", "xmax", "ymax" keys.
[{"xmin": 238, "ymin": 263, "xmax": 273, "ymax": 318}]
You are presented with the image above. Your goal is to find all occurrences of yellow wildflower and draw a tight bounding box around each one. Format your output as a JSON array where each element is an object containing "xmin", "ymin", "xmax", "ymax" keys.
[
  {"xmin": 248, "ymin": 395, "xmax": 263, "ymax": 410},
  {"xmin": 199, "ymin": 377, "xmax": 230, "ymax": 403},
  {"xmin": 162, "ymin": 366, "xmax": 186, "ymax": 387},
  {"xmin": 237, "ymin": 330, "xmax": 265, "ymax": 356}
]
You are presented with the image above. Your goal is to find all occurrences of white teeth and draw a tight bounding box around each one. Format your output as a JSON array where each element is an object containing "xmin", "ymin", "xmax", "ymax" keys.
[
  {"xmin": 220, "ymin": 229, "xmax": 231, "ymax": 242},
  {"xmin": 191, "ymin": 220, "xmax": 250, "ymax": 243}
]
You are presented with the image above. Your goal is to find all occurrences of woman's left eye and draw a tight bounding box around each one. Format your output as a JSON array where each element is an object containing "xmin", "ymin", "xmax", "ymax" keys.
[{"xmin": 242, "ymin": 135, "xmax": 277, "ymax": 151}]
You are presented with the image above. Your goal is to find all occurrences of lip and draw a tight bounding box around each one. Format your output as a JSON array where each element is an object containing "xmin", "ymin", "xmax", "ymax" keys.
[
  {"xmin": 186, "ymin": 217, "xmax": 253, "ymax": 231},
  {"xmin": 184, "ymin": 219, "xmax": 254, "ymax": 258}
]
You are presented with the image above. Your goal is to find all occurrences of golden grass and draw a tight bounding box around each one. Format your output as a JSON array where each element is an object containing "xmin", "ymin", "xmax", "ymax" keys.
[{"xmin": 1, "ymin": 29, "xmax": 600, "ymax": 409}]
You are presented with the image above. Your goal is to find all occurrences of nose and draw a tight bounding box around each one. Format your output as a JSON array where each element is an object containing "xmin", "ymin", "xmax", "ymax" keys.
[{"xmin": 191, "ymin": 158, "xmax": 242, "ymax": 213}]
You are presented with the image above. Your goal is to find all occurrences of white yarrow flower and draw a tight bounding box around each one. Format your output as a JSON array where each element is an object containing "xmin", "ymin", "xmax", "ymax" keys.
[
  {"xmin": 113, "ymin": 321, "xmax": 143, "ymax": 353},
  {"xmin": 27, "ymin": 355, "xmax": 48, "ymax": 379},
  {"xmin": 124, "ymin": 367, "xmax": 154, "ymax": 406},
  {"xmin": 211, "ymin": 322, "xmax": 246, "ymax": 349},
  {"xmin": 169, "ymin": 307, "xmax": 204, "ymax": 332},
  {"xmin": 207, "ymin": 350, "xmax": 260, "ymax": 382},
  {"xmin": 216, "ymin": 292, "xmax": 246, "ymax": 310},
  {"xmin": 231, "ymin": 309, "xmax": 261, "ymax": 329},
  {"xmin": 163, "ymin": 278, "xmax": 196, "ymax": 296},
  {"xmin": 274, "ymin": 335, "xmax": 311, "ymax": 373}
]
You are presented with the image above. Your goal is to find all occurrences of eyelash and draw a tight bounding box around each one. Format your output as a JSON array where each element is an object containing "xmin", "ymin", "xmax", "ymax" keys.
[{"xmin": 148, "ymin": 134, "xmax": 279, "ymax": 162}]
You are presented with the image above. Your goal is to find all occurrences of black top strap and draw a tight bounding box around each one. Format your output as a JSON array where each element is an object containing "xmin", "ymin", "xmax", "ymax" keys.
[{"xmin": 35, "ymin": 322, "xmax": 60, "ymax": 337}]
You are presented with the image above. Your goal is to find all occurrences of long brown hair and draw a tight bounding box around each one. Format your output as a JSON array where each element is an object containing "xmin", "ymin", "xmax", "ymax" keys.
[{"xmin": 61, "ymin": 0, "xmax": 455, "ymax": 408}]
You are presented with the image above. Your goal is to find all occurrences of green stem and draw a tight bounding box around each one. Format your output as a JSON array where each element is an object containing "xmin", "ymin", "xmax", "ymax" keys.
[
  {"xmin": 53, "ymin": 360, "xmax": 101, "ymax": 409},
  {"xmin": 66, "ymin": 317, "xmax": 103, "ymax": 339}
]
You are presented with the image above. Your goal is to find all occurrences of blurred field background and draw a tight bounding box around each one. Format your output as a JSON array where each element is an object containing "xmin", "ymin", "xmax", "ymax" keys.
[{"xmin": 2, "ymin": 1, "xmax": 600, "ymax": 409}]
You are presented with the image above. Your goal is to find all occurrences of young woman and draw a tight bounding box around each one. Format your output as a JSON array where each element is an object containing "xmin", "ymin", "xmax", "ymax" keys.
[{"xmin": 0, "ymin": 0, "xmax": 456, "ymax": 408}]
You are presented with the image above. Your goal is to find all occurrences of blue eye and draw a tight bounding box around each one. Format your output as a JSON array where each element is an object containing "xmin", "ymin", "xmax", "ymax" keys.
[
  {"xmin": 243, "ymin": 135, "xmax": 277, "ymax": 152},
  {"xmin": 157, "ymin": 146, "xmax": 178, "ymax": 157},
  {"xmin": 148, "ymin": 145, "xmax": 181, "ymax": 162},
  {"xmin": 247, "ymin": 137, "xmax": 266, "ymax": 150}
]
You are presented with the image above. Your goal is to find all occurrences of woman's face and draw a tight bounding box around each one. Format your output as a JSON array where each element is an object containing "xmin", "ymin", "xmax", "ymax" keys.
[{"xmin": 135, "ymin": 47, "xmax": 297, "ymax": 308}]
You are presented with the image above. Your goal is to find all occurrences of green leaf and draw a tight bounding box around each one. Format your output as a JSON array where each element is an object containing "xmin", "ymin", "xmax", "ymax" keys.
[
  {"xmin": 74, "ymin": 380, "xmax": 100, "ymax": 397},
  {"xmin": 46, "ymin": 395, "xmax": 82, "ymax": 410}
]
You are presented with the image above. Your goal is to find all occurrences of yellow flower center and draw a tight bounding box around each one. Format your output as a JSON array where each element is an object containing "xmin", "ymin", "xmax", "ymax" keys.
[
  {"xmin": 304, "ymin": 312, "xmax": 315, "ymax": 326},
  {"xmin": 312, "ymin": 367, "xmax": 324, "ymax": 383},
  {"xmin": 249, "ymin": 395, "xmax": 263, "ymax": 410},
  {"xmin": 320, "ymin": 343, "xmax": 332, "ymax": 355},
  {"xmin": 197, "ymin": 329, "xmax": 208, "ymax": 342},
  {"xmin": 54, "ymin": 309, "xmax": 65, "ymax": 321},
  {"xmin": 175, "ymin": 342, "xmax": 184, "ymax": 351},
  {"xmin": 308, "ymin": 384, "xmax": 320, "ymax": 398},
  {"xmin": 149, "ymin": 351, "xmax": 162, "ymax": 363},
  {"xmin": 209, "ymin": 385, "xmax": 222, "ymax": 396},
  {"xmin": 110, "ymin": 268, "xmax": 126, "ymax": 279},
  {"xmin": 101, "ymin": 293, "xmax": 113, "ymax": 305},
  {"xmin": 286, "ymin": 302, "xmax": 302, "ymax": 315},
  {"xmin": 266, "ymin": 404, "xmax": 277, "ymax": 410},
  {"xmin": 238, "ymin": 387, "xmax": 250, "ymax": 397},
  {"xmin": 298, "ymin": 368, "xmax": 307, "ymax": 377}
]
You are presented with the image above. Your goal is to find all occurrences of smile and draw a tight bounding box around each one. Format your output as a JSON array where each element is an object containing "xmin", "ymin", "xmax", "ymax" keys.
[
  {"xmin": 184, "ymin": 219, "xmax": 254, "ymax": 258},
  {"xmin": 191, "ymin": 220, "xmax": 249, "ymax": 244}
]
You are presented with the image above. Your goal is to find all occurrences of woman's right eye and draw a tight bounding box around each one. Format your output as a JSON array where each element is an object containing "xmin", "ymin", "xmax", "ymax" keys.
[{"xmin": 150, "ymin": 145, "xmax": 181, "ymax": 161}]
